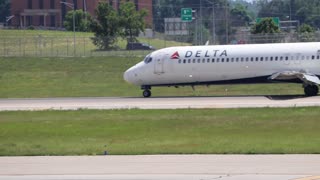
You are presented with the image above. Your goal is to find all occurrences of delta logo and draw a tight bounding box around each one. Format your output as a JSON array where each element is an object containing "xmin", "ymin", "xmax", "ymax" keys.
[{"xmin": 171, "ymin": 51, "xmax": 180, "ymax": 59}]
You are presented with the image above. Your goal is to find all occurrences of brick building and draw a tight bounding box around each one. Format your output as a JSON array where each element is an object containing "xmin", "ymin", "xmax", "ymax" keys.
[{"xmin": 10, "ymin": 0, "xmax": 153, "ymax": 28}]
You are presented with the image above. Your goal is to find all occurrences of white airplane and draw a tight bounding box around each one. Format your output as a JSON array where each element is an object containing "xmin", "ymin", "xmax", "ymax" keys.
[{"xmin": 124, "ymin": 42, "xmax": 320, "ymax": 97}]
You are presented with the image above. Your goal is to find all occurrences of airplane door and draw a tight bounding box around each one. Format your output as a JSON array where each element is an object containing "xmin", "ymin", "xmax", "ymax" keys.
[
  {"xmin": 154, "ymin": 54, "xmax": 165, "ymax": 74},
  {"xmin": 294, "ymin": 53, "xmax": 301, "ymax": 64}
]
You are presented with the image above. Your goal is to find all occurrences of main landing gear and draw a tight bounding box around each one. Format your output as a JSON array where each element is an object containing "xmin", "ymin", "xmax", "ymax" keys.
[
  {"xmin": 304, "ymin": 84, "xmax": 319, "ymax": 96},
  {"xmin": 142, "ymin": 85, "xmax": 152, "ymax": 98}
]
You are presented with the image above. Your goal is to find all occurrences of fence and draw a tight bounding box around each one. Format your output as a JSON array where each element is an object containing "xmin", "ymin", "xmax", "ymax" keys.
[
  {"xmin": 0, "ymin": 31, "xmax": 192, "ymax": 57},
  {"xmin": 0, "ymin": 36, "xmax": 157, "ymax": 57},
  {"xmin": 1, "ymin": 32, "xmax": 320, "ymax": 57}
]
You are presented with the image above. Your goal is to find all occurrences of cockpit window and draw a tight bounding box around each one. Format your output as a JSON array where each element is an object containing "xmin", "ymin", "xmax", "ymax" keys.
[{"xmin": 144, "ymin": 54, "xmax": 153, "ymax": 64}]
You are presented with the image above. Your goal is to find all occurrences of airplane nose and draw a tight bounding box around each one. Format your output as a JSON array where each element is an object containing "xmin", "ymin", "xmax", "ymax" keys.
[
  {"xmin": 124, "ymin": 69, "xmax": 131, "ymax": 83},
  {"xmin": 124, "ymin": 68, "xmax": 135, "ymax": 84}
]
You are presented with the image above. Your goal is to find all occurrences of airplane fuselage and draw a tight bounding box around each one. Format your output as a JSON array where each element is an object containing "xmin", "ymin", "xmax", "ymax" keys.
[{"xmin": 124, "ymin": 42, "xmax": 320, "ymax": 97}]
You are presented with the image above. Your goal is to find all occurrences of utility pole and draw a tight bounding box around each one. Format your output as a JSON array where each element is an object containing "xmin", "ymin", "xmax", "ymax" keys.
[
  {"xmin": 225, "ymin": 1, "xmax": 228, "ymax": 44},
  {"xmin": 200, "ymin": 0, "xmax": 203, "ymax": 45},
  {"xmin": 83, "ymin": 0, "xmax": 87, "ymax": 28},
  {"xmin": 204, "ymin": 0, "xmax": 216, "ymax": 45},
  {"xmin": 60, "ymin": 1, "xmax": 75, "ymax": 56}
]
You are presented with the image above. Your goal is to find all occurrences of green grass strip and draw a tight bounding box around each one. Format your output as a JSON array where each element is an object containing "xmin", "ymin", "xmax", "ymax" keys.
[{"xmin": 0, "ymin": 108, "xmax": 320, "ymax": 156}]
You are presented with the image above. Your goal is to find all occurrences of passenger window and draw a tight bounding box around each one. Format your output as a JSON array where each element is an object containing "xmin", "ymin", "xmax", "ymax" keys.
[
  {"xmin": 217, "ymin": 58, "xmax": 220, "ymax": 63},
  {"xmin": 226, "ymin": 58, "xmax": 229, "ymax": 62},
  {"xmin": 312, "ymin": 56, "xmax": 315, "ymax": 60},
  {"xmin": 285, "ymin": 56, "xmax": 289, "ymax": 60},
  {"xmin": 260, "ymin": 57, "xmax": 263, "ymax": 61},
  {"xmin": 193, "ymin": 59, "xmax": 196, "ymax": 63},
  {"xmin": 280, "ymin": 57, "xmax": 283, "ymax": 61},
  {"xmin": 317, "ymin": 55, "xmax": 320, "ymax": 59},
  {"xmin": 251, "ymin": 57, "xmax": 254, "ymax": 62},
  {"xmin": 197, "ymin": 59, "xmax": 200, "ymax": 63},
  {"xmin": 221, "ymin": 58, "xmax": 224, "ymax": 62},
  {"xmin": 183, "ymin": 60, "xmax": 186, "ymax": 63},
  {"xmin": 212, "ymin": 58, "xmax": 215, "ymax": 63},
  {"xmin": 188, "ymin": 59, "xmax": 191, "ymax": 63},
  {"xmin": 255, "ymin": 57, "xmax": 259, "ymax": 61},
  {"xmin": 178, "ymin": 60, "xmax": 181, "ymax": 63},
  {"xmin": 265, "ymin": 57, "xmax": 268, "ymax": 61},
  {"xmin": 275, "ymin": 57, "xmax": 278, "ymax": 61},
  {"xmin": 202, "ymin": 59, "xmax": 205, "ymax": 63},
  {"xmin": 270, "ymin": 57, "xmax": 273, "ymax": 61},
  {"xmin": 306, "ymin": 56, "xmax": 310, "ymax": 60},
  {"xmin": 207, "ymin": 59, "xmax": 210, "ymax": 63}
]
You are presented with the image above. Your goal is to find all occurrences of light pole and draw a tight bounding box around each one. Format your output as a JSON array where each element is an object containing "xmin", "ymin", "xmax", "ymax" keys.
[
  {"xmin": 61, "ymin": 1, "xmax": 75, "ymax": 56},
  {"xmin": 83, "ymin": 0, "xmax": 87, "ymax": 29},
  {"xmin": 204, "ymin": 0, "xmax": 216, "ymax": 45}
]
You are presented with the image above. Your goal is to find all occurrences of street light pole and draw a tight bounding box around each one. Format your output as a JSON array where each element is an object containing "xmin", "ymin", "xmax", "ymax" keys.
[
  {"xmin": 204, "ymin": 0, "xmax": 216, "ymax": 45},
  {"xmin": 61, "ymin": 1, "xmax": 75, "ymax": 56},
  {"xmin": 83, "ymin": 0, "xmax": 87, "ymax": 28}
]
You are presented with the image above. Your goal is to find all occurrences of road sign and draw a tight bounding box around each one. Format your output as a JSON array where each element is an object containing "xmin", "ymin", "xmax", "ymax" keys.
[
  {"xmin": 181, "ymin": 8, "xmax": 193, "ymax": 22},
  {"xmin": 256, "ymin": 17, "xmax": 280, "ymax": 27}
]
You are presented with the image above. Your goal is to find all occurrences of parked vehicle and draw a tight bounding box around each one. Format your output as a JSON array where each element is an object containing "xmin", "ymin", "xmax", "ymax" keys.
[{"xmin": 126, "ymin": 42, "xmax": 155, "ymax": 50}]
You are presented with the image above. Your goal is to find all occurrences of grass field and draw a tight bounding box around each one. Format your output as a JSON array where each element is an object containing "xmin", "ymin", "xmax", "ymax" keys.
[
  {"xmin": 0, "ymin": 30, "xmax": 190, "ymax": 57},
  {"xmin": 0, "ymin": 107, "xmax": 320, "ymax": 156},
  {"xmin": 0, "ymin": 56, "xmax": 306, "ymax": 98}
]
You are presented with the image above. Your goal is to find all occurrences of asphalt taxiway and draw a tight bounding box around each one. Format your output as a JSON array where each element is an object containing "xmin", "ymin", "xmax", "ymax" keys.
[
  {"xmin": 0, "ymin": 95, "xmax": 320, "ymax": 111},
  {"xmin": 0, "ymin": 155, "xmax": 320, "ymax": 180}
]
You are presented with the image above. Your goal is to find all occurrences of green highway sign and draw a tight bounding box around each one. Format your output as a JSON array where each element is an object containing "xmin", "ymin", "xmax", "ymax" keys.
[
  {"xmin": 256, "ymin": 17, "xmax": 280, "ymax": 27},
  {"xmin": 181, "ymin": 8, "xmax": 193, "ymax": 22}
]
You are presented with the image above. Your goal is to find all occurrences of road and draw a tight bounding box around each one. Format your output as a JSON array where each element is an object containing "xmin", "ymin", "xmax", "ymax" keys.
[
  {"xmin": 0, "ymin": 155, "xmax": 320, "ymax": 180},
  {"xmin": 1, "ymin": 95, "xmax": 320, "ymax": 111}
]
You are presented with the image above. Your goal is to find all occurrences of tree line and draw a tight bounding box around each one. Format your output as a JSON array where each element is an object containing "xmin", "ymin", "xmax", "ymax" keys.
[
  {"xmin": 64, "ymin": 1, "xmax": 147, "ymax": 50},
  {"xmin": 153, "ymin": 0, "xmax": 320, "ymax": 44}
]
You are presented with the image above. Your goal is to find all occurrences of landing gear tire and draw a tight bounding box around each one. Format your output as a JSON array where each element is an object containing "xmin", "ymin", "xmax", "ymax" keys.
[
  {"xmin": 304, "ymin": 85, "xmax": 319, "ymax": 96},
  {"xmin": 143, "ymin": 90, "xmax": 151, "ymax": 98}
]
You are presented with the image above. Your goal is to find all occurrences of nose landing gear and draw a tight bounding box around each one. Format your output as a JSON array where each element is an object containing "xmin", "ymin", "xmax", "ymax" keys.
[{"xmin": 141, "ymin": 85, "xmax": 152, "ymax": 98}]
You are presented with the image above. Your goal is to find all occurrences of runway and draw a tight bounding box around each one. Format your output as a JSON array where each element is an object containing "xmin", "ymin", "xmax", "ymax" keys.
[
  {"xmin": 0, "ymin": 95, "xmax": 320, "ymax": 111},
  {"xmin": 1, "ymin": 155, "xmax": 320, "ymax": 180}
]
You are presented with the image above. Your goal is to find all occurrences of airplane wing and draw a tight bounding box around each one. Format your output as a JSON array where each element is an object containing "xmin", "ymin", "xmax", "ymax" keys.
[{"xmin": 268, "ymin": 71, "xmax": 320, "ymax": 85}]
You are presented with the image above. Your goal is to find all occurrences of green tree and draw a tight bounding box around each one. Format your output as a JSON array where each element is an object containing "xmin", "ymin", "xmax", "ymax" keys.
[
  {"xmin": 251, "ymin": 18, "xmax": 282, "ymax": 43},
  {"xmin": 0, "ymin": 0, "xmax": 10, "ymax": 23},
  {"xmin": 298, "ymin": 24, "xmax": 315, "ymax": 42},
  {"xmin": 230, "ymin": 3, "xmax": 253, "ymax": 27},
  {"xmin": 63, "ymin": 9, "xmax": 92, "ymax": 32},
  {"xmin": 91, "ymin": 2, "xmax": 120, "ymax": 50},
  {"xmin": 251, "ymin": 18, "xmax": 280, "ymax": 34},
  {"xmin": 152, "ymin": 0, "xmax": 184, "ymax": 33},
  {"xmin": 119, "ymin": 2, "xmax": 148, "ymax": 43},
  {"xmin": 298, "ymin": 23, "xmax": 314, "ymax": 33},
  {"xmin": 257, "ymin": 0, "xmax": 320, "ymax": 30}
]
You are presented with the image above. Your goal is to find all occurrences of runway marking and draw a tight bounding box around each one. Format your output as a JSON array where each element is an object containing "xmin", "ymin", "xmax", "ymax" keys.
[
  {"xmin": 1, "ymin": 96, "xmax": 320, "ymax": 111},
  {"xmin": 294, "ymin": 176, "xmax": 320, "ymax": 180}
]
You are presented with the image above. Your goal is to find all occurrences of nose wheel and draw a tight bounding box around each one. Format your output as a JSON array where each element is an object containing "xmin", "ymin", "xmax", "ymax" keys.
[
  {"xmin": 143, "ymin": 90, "xmax": 151, "ymax": 98},
  {"xmin": 141, "ymin": 85, "xmax": 152, "ymax": 98}
]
